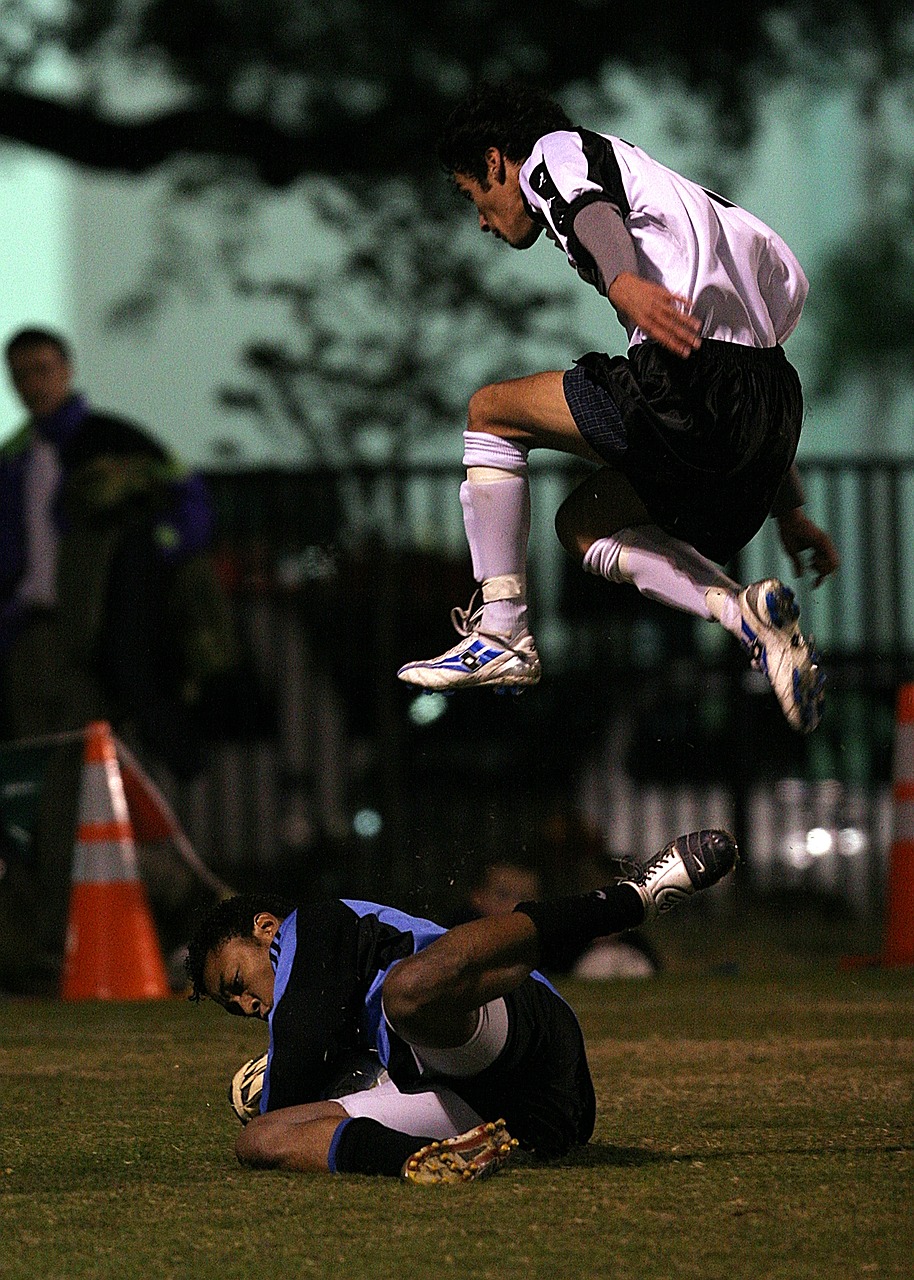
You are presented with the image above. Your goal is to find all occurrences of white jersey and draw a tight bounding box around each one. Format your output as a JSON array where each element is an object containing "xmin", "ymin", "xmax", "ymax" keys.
[{"xmin": 519, "ymin": 129, "xmax": 808, "ymax": 349}]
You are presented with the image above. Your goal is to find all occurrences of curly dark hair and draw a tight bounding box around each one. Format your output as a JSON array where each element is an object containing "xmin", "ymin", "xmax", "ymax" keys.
[
  {"xmin": 437, "ymin": 81, "xmax": 573, "ymax": 184},
  {"xmin": 184, "ymin": 893, "xmax": 297, "ymax": 1002}
]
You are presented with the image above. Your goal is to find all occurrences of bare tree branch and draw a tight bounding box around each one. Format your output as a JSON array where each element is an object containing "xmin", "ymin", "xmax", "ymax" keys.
[{"xmin": 0, "ymin": 86, "xmax": 407, "ymax": 184}]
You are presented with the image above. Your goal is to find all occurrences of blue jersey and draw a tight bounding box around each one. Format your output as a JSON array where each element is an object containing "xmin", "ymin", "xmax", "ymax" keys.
[
  {"xmin": 262, "ymin": 900, "xmax": 438, "ymax": 1110},
  {"xmin": 260, "ymin": 899, "xmax": 558, "ymax": 1114},
  {"xmin": 259, "ymin": 899, "xmax": 595, "ymax": 1155}
]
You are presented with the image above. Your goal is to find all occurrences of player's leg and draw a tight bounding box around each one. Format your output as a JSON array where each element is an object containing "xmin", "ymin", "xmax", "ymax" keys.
[
  {"xmin": 397, "ymin": 371, "xmax": 602, "ymax": 691},
  {"xmin": 464, "ymin": 371, "xmax": 607, "ymax": 458},
  {"xmin": 558, "ymin": 347, "xmax": 825, "ymax": 731},
  {"xmin": 236, "ymin": 1097, "xmax": 448, "ymax": 1178},
  {"xmin": 331, "ymin": 1078, "xmax": 482, "ymax": 1137},
  {"xmin": 556, "ymin": 466, "xmax": 743, "ymax": 622},
  {"xmin": 382, "ymin": 829, "xmax": 737, "ymax": 1051},
  {"xmin": 555, "ymin": 468, "xmax": 825, "ymax": 733},
  {"xmin": 236, "ymin": 1085, "xmax": 511, "ymax": 1182},
  {"xmin": 328, "ymin": 1079, "xmax": 517, "ymax": 1183},
  {"xmin": 236, "ymin": 1099, "xmax": 349, "ymax": 1172}
]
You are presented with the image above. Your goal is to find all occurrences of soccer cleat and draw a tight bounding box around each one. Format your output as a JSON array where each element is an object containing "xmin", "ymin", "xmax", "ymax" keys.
[
  {"xmin": 397, "ymin": 597, "xmax": 541, "ymax": 691},
  {"xmin": 401, "ymin": 1119, "xmax": 518, "ymax": 1185},
  {"xmin": 710, "ymin": 579, "xmax": 825, "ymax": 733},
  {"xmin": 622, "ymin": 829, "xmax": 738, "ymax": 921}
]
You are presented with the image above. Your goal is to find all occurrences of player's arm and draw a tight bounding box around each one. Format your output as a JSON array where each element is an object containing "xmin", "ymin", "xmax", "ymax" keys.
[
  {"xmin": 771, "ymin": 466, "xmax": 840, "ymax": 587},
  {"xmin": 264, "ymin": 1004, "xmax": 346, "ymax": 1111},
  {"xmin": 572, "ymin": 200, "xmax": 701, "ymax": 359}
]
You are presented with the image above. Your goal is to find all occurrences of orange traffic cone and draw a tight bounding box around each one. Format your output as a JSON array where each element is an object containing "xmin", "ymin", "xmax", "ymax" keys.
[
  {"xmin": 60, "ymin": 721, "xmax": 171, "ymax": 999},
  {"xmin": 883, "ymin": 684, "xmax": 914, "ymax": 966}
]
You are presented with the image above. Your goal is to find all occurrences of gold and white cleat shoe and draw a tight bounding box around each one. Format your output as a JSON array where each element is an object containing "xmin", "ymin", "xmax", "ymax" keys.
[{"xmin": 401, "ymin": 1119, "xmax": 518, "ymax": 1184}]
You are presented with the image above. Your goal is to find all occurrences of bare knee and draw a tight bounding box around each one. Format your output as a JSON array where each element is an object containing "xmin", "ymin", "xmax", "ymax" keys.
[
  {"xmin": 235, "ymin": 1101, "xmax": 347, "ymax": 1173},
  {"xmin": 555, "ymin": 467, "xmax": 649, "ymax": 558},
  {"xmin": 382, "ymin": 949, "xmax": 475, "ymax": 1045},
  {"xmin": 467, "ymin": 383, "xmax": 506, "ymax": 436},
  {"xmin": 555, "ymin": 491, "xmax": 596, "ymax": 560},
  {"xmin": 236, "ymin": 1113, "xmax": 281, "ymax": 1168},
  {"xmin": 382, "ymin": 954, "xmax": 441, "ymax": 1030}
]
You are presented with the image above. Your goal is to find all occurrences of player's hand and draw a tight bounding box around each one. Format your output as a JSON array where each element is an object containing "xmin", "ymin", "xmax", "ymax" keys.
[
  {"xmin": 776, "ymin": 508, "xmax": 841, "ymax": 587},
  {"xmin": 607, "ymin": 273, "xmax": 702, "ymax": 358}
]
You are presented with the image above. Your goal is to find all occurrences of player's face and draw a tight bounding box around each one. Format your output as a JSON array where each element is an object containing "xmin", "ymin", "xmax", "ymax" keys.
[
  {"xmin": 454, "ymin": 152, "xmax": 541, "ymax": 250},
  {"xmin": 203, "ymin": 913, "xmax": 280, "ymax": 1019},
  {"xmin": 7, "ymin": 342, "xmax": 73, "ymax": 417}
]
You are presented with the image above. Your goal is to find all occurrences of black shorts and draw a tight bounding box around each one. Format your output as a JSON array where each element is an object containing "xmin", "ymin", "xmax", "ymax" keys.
[
  {"xmin": 435, "ymin": 977, "xmax": 595, "ymax": 1158},
  {"xmin": 563, "ymin": 339, "xmax": 803, "ymax": 564}
]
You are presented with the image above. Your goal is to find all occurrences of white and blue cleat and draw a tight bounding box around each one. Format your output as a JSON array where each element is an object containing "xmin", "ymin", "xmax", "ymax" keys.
[
  {"xmin": 397, "ymin": 606, "xmax": 541, "ymax": 693},
  {"xmin": 731, "ymin": 578, "xmax": 825, "ymax": 733}
]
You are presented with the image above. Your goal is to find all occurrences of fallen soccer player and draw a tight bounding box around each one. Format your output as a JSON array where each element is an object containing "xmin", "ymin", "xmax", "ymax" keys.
[{"xmin": 187, "ymin": 829, "xmax": 737, "ymax": 1183}]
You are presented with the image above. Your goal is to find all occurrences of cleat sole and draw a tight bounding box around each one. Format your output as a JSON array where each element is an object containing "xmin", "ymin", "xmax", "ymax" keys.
[
  {"xmin": 766, "ymin": 584, "xmax": 800, "ymax": 628},
  {"xmin": 402, "ymin": 1119, "xmax": 517, "ymax": 1186},
  {"xmin": 729, "ymin": 579, "xmax": 826, "ymax": 735}
]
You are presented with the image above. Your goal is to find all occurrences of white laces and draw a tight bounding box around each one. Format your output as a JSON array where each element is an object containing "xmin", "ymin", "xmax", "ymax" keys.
[{"xmin": 449, "ymin": 592, "xmax": 534, "ymax": 662}]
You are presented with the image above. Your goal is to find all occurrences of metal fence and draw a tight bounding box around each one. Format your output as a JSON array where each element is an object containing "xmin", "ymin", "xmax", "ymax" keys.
[
  {"xmin": 162, "ymin": 457, "xmax": 913, "ymax": 923},
  {"xmin": 204, "ymin": 455, "xmax": 914, "ymax": 651}
]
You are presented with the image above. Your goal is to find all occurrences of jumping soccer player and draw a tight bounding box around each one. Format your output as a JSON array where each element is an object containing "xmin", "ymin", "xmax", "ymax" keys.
[
  {"xmin": 397, "ymin": 83, "xmax": 839, "ymax": 733},
  {"xmin": 186, "ymin": 827, "xmax": 737, "ymax": 1183}
]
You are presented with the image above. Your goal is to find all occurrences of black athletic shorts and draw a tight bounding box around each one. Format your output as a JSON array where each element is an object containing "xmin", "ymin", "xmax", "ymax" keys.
[
  {"xmin": 426, "ymin": 977, "xmax": 596, "ymax": 1158},
  {"xmin": 563, "ymin": 338, "xmax": 803, "ymax": 564}
]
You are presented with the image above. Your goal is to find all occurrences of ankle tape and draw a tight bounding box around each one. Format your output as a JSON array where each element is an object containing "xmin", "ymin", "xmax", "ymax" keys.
[{"xmin": 482, "ymin": 574, "xmax": 525, "ymax": 603}]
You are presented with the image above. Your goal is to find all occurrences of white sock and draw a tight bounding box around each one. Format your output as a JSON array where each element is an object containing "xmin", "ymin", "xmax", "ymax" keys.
[
  {"xmin": 583, "ymin": 525, "xmax": 743, "ymax": 631},
  {"xmin": 460, "ymin": 472, "xmax": 530, "ymax": 639}
]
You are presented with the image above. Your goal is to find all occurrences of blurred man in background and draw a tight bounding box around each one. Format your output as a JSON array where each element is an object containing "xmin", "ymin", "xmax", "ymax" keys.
[
  {"xmin": 0, "ymin": 326, "xmax": 233, "ymax": 777},
  {"xmin": 454, "ymin": 854, "xmax": 658, "ymax": 978},
  {"xmin": 0, "ymin": 327, "xmax": 240, "ymax": 992}
]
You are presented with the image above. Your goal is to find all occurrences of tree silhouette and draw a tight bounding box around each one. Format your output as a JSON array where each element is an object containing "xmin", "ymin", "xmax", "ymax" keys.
[
  {"xmin": 764, "ymin": 7, "xmax": 914, "ymax": 439},
  {"xmin": 4, "ymin": 1, "xmax": 905, "ymax": 182},
  {"xmin": 4, "ymin": 1, "xmax": 912, "ymax": 458}
]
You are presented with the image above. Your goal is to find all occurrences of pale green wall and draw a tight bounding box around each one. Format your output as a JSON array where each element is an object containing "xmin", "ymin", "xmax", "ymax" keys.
[
  {"xmin": 0, "ymin": 76, "xmax": 909, "ymax": 464},
  {"xmin": 0, "ymin": 147, "xmax": 73, "ymax": 432}
]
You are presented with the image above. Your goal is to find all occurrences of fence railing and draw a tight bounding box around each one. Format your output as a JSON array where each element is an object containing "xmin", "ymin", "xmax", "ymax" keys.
[
  {"xmin": 178, "ymin": 457, "xmax": 914, "ymax": 921},
  {"xmin": 206, "ymin": 456, "xmax": 914, "ymax": 655}
]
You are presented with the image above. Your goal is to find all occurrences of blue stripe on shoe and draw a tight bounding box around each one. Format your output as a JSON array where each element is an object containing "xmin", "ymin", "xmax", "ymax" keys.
[
  {"xmin": 740, "ymin": 620, "xmax": 768, "ymax": 675},
  {"xmin": 424, "ymin": 640, "xmax": 505, "ymax": 671}
]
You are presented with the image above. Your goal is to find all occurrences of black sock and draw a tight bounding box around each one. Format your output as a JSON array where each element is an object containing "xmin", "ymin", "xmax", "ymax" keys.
[
  {"xmin": 329, "ymin": 1117, "xmax": 433, "ymax": 1177},
  {"xmin": 515, "ymin": 883, "xmax": 645, "ymax": 957}
]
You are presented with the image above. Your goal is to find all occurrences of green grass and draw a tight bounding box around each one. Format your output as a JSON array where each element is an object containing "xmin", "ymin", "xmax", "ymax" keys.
[{"xmin": 1, "ymin": 966, "xmax": 912, "ymax": 1280}]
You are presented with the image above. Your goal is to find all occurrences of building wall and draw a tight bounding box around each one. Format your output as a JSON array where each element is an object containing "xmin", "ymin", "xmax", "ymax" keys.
[{"xmin": 1, "ymin": 76, "xmax": 911, "ymax": 463}]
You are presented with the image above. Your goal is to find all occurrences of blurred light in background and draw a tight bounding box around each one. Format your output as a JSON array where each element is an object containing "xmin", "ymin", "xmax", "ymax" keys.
[
  {"xmin": 783, "ymin": 824, "xmax": 867, "ymax": 869},
  {"xmin": 352, "ymin": 807, "xmax": 383, "ymax": 839},
  {"xmin": 837, "ymin": 827, "xmax": 867, "ymax": 857},
  {"xmin": 806, "ymin": 827, "xmax": 834, "ymax": 857},
  {"xmin": 408, "ymin": 692, "xmax": 450, "ymax": 726}
]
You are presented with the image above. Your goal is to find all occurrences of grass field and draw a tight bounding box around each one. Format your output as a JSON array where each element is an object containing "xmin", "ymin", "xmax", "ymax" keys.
[{"xmin": 2, "ymin": 932, "xmax": 912, "ymax": 1280}]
